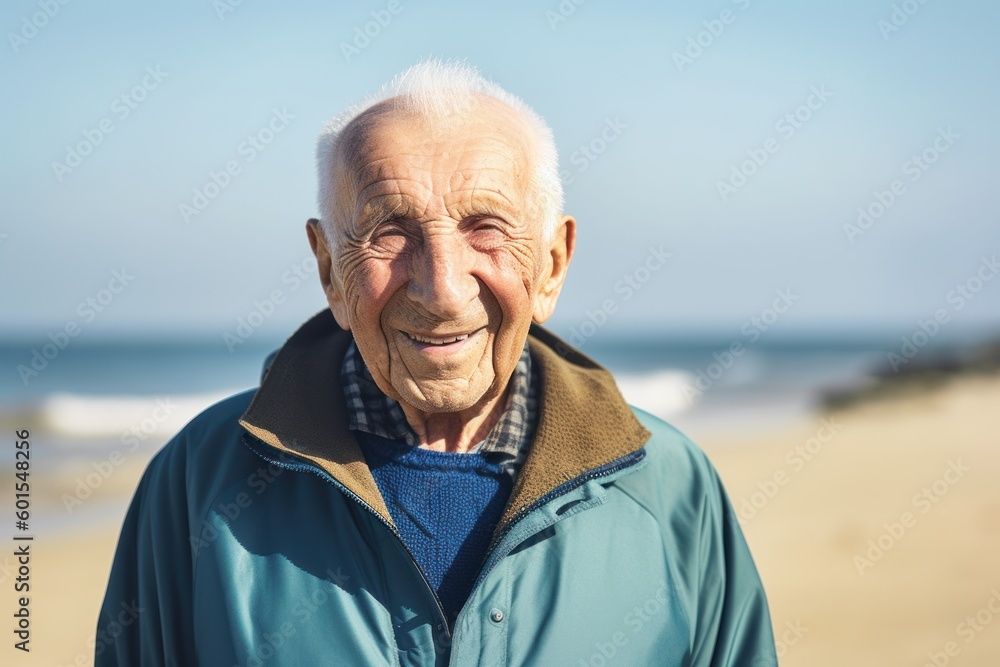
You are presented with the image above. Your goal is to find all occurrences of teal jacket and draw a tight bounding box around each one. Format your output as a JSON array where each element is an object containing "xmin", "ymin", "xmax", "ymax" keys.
[{"xmin": 96, "ymin": 311, "xmax": 777, "ymax": 666}]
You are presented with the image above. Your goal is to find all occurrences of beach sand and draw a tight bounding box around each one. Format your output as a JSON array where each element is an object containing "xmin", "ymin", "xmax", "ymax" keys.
[
  {"xmin": 2, "ymin": 375, "xmax": 998, "ymax": 665},
  {"xmin": 703, "ymin": 374, "xmax": 1000, "ymax": 666}
]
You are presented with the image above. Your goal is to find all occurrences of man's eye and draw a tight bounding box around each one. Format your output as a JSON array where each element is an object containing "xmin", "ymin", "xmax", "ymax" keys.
[
  {"xmin": 371, "ymin": 217, "xmax": 416, "ymax": 239},
  {"xmin": 369, "ymin": 223, "xmax": 414, "ymax": 253},
  {"xmin": 467, "ymin": 217, "xmax": 507, "ymax": 234},
  {"xmin": 373, "ymin": 225, "xmax": 405, "ymax": 237}
]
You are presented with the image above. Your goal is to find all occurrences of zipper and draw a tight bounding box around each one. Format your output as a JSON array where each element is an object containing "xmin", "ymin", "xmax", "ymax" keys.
[
  {"xmin": 473, "ymin": 448, "xmax": 646, "ymax": 591},
  {"xmin": 242, "ymin": 431, "xmax": 646, "ymax": 655},
  {"xmin": 239, "ymin": 433, "xmax": 453, "ymax": 639},
  {"xmin": 445, "ymin": 448, "xmax": 647, "ymax": 663}
]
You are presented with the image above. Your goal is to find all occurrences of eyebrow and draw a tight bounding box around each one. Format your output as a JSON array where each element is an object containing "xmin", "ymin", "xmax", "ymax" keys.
[
  {"xmin": 355, "ymin": 195, "xmax": 414, "ymax": 232},
  {"xmin": 355, "ymin": 190, "xmax": 518, "ymax": 232},
  {"xmin": 465, "ymin": 193, "xmax": 516, "ymax": 220}
]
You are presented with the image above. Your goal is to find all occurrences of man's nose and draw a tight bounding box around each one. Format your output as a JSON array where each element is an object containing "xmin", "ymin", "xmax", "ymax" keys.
[{"xmin": 406, "ymin": 232, "xmax": 479, "ymax": 320}]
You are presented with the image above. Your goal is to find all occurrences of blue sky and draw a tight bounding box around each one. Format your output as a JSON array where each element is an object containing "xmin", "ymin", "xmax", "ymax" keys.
[{"xmin": 2, "ymin": 0, "xmax": 998, "ymax": 342}]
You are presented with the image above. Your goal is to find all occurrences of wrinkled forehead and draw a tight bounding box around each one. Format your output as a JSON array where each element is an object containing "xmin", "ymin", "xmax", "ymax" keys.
[{"xmin": 332, "ymin": 95, "xmax": 537, "ymax": 217}]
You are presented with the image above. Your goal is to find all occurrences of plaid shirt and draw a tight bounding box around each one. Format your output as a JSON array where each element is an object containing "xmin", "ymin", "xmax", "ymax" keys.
[{"xmin": 341, "ymin": 339, "xmax": 538, "ymax": 481}]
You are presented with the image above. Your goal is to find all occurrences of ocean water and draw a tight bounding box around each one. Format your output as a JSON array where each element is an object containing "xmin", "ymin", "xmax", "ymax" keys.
[
  {"xmin": 1, "ymin": 340, "xmax": 276, "ymax": 463},
  {"xmin": 0, "ymin": 333, "xmax": 909, "ymax": 461},
  {"xmin": 586, "ymin": 336, "xmax": 890, "ymax": 437}
]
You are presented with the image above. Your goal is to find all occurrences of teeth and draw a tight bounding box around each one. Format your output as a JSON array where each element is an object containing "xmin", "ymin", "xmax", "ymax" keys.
[{"xmin": 406, "ymin": 332, "xmax": 470, "ymax": 345}]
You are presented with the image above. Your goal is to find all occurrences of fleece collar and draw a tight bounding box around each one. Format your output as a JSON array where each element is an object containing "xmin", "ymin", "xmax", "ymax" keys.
[{"xmin": 238, "ymin": 309, "xmax": 651, "ymax": 531}]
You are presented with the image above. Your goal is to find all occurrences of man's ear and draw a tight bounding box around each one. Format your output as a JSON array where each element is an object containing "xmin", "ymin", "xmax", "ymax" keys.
[
  {"xmin": 306, "ymin": 218, "xmax": 351, "ymax": 330},
  {"xmin": 532, "ymin": 215, "xmax": 576, "ymax": 324}
]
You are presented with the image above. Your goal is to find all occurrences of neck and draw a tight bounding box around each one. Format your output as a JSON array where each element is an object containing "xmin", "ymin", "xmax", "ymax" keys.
[{"xmin": 398, "ymin": 388, "xmax": 509, "ymax": 453}]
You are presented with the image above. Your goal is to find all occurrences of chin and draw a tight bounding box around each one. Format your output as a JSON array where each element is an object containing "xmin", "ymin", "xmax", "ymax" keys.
[
  {"xmin": 396, "ymin": 380, "xmax": 494, "ymax": 415},
  {"xmin": 400, "ymin": 391, "xmax": 479, "ymax": 414}
]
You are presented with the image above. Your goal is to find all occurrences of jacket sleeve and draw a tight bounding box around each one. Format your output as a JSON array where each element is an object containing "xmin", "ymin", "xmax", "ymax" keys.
[
  {"xmin": 688, "ymin": 459, "xmax": 778, "ymax": 667},
  {"xmin": 95, "ymin": 433, "xmax": 198, "ymax": 666}
]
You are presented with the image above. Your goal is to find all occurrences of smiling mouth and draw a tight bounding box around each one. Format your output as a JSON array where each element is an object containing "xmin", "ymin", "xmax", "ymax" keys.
[
  {"xmin": 401, "ymin": 327, "xmax": 486, "ymax": 351},
  {"xmin": 406, "ymin": 332, "xmax": 470, "ymax": 345}
]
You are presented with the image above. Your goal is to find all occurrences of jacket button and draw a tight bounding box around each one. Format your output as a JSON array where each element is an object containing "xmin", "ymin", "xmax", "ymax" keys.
[{"xmin": 489, "ymin": 608, "xmax": 505, "ymax": 623}]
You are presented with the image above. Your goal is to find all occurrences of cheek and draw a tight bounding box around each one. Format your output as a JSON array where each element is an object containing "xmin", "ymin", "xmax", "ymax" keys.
[
  {"xmin": 478, "ymin": 247, "xmax": 538, "ymax": 365},
  {"xmin": 480, "ymin": 243, "xmax": 539, "ymax": 315},
  {"xmin": 342, "ymin": 257, "xmax": 406, "ymax": 328}
]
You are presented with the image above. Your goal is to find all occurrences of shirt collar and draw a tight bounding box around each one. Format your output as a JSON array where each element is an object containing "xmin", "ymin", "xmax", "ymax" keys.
[{"xmin": 340, "ymin": 338, "xmax": 535, "ymax": 461}]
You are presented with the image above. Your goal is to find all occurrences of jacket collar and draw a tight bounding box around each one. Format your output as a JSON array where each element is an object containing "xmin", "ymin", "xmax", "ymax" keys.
[{"xmin": 238, "ymin": 309, "xmax": 651, "ymax": 531}]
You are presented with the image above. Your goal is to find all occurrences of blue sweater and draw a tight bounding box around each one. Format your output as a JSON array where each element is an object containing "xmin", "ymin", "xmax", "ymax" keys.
[{"xmin": 355, "ymin": 431, "xmax": 514, "ymax": 625}]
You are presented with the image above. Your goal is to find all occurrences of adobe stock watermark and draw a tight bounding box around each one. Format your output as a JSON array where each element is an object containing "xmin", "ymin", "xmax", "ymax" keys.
[
  {"xmin": 920, "ymin": 588, "xmax": 1000, "ymax": 667},
  {"xmin": 878, "ymin": 0, "xmax": 933, "ymax": 41},
  {"xmin": 682, "ymin": 288, "xmax": 799, "ymax": 403},
  {"xmin": 716, "ymin": 85, "xmax": 833, "ymax": 202},
  {"xmin": 189, "ymin": 460, "xmax": 287, "ymax": 555},
  {"xmin": 244, "ymin": 569, "xmax": 352, "ymax": 667},
  {"xmin": 62, "ymin": 398, "xmax": 178, "ymax": 513},
  {"xmin": 564, "ymin": 245, "xmax": 671, "ymax": 348},
  {"xmin": 7, "ymin": 0, "xmax": 72, "ymax": 54},
  {"xmin": 843, "ymin": 126, "xmax": 958, "ymax": 243},
  {"xmin": 749, "ymin": 619, "xmax": 809, "ymax": 667},
  {"xmin": 16, "ymin": 268, "xmax": 135, "ymax": 386},
  {"xmin": 51, "ymin": 66, "xmax": 169, "ymax": 182},
  {"xmin": 853, "ymin": 459, "xmax": 969, "ymax": 576},
  {"xmin": 577, "ymin": 584, "xmax": 668, "ymax": 666},
  {"xmin": 559, "ymin": 117, "xmax": 628, "ymax": 186},
  {"xmin": 746, "ymin": 620, "xmax": 808, "ymax": 667},
  {"xmin": 0, "ymin": 555, "xmax": 22, "ymax": 586},
  {"xmin": 340, "ymin": 0, "xmax": 403, "ymax": 62},
  {"xmin": 774, "ymin": 620, "xmax": 808, "ymax": 662},
  {"xmin": 92, "ymin": 600, "xmax": 145, "ymax": 660},
  {"xmin": 57, "ymin": 599, "xmax": 144, "ymax": 666},
  {"xmin": 672, "ymin": 0, "xmax": 753, "ymax": 73},
  {"xmin": 222, "ymin": 255, "xmax": 317, "ymax": 351},
  {"xmin": 213, "ymin": 0, "xmax": 246, "ymax": 21},
  {"xmin": 179, "ymin": 107, "xmax": 294, "ymax": 223},
  {"xmin": 886, "ymin": 254, "xmax": 998, "ymax": 372},
  {"xmin": 545, "ymin": 0, "xmax": 590, "ymax": 31},
  {"xmin": 735, "ymin": 417, "xmax": 843, "ymax": 526}
]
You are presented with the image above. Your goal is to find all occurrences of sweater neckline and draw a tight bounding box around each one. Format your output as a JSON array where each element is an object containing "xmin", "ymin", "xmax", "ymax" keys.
[
  {"xmin": 356, "ymin": 430, "xmax": 509, "ymax": 473},
  {"xmin": 238, "ymin": 309, "xmax": 651, "ymax": 532}
]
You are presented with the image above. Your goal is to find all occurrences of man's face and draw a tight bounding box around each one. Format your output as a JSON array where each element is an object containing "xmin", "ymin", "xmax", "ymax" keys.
[{"xmin": 312, "ymin": 97, "xmax": 570, "ymax": 414}]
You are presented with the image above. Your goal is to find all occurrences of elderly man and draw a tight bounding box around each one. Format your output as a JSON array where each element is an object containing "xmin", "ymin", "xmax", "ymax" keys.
[{"xmin": 98, "ymin": 60, "xmax": 777, "ymax": 666}]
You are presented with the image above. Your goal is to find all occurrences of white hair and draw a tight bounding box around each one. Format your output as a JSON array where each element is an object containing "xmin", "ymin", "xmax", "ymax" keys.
[{"xmin": 315, "ymin": 59, "xmax": 563, "ymax": 243}]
